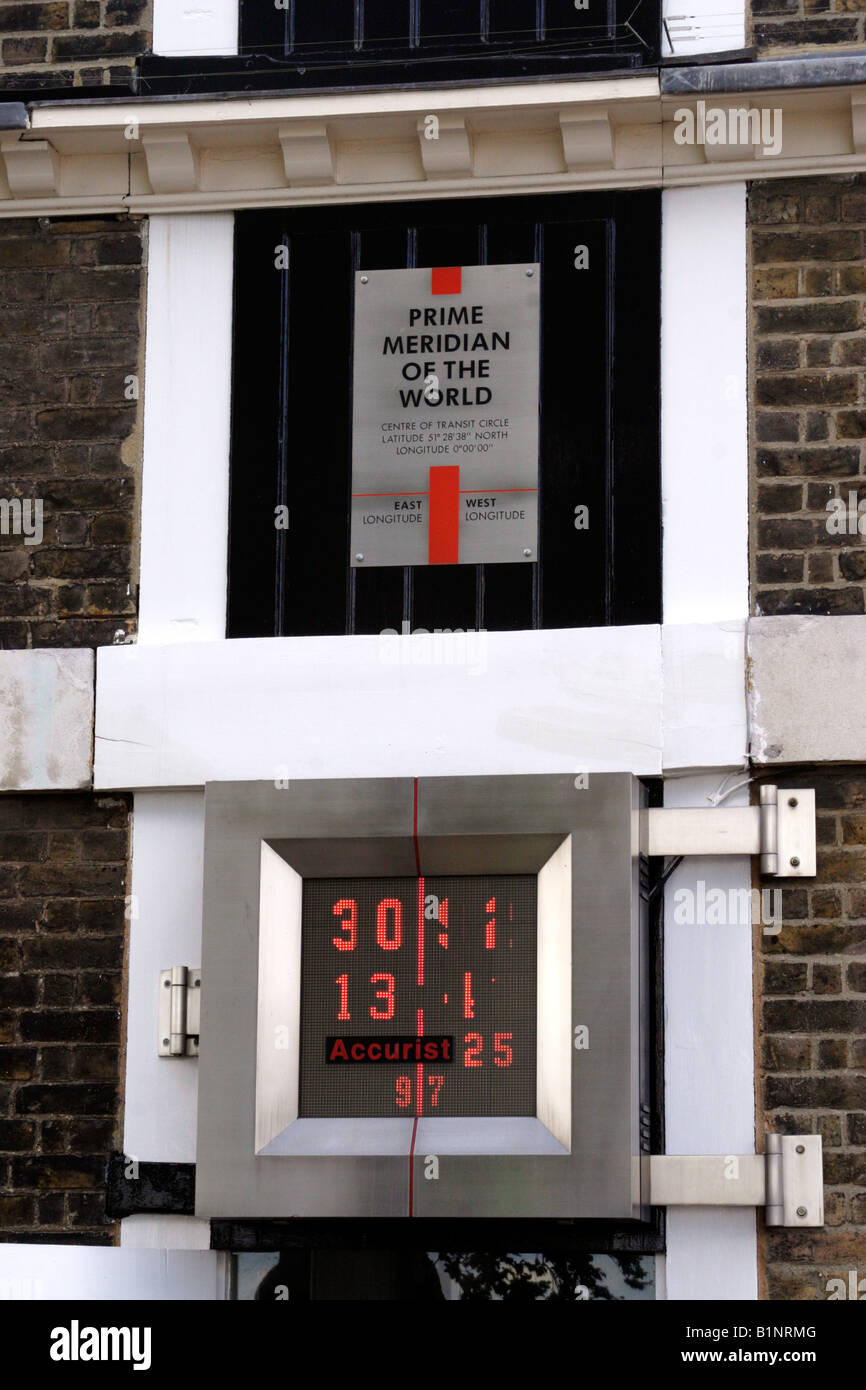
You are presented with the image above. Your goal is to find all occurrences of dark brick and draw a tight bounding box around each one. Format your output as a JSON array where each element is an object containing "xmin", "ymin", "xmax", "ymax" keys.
[
  {"xmin": 752, "ymin": 231, "xmax": 862, "ymax": 264},
  {"xmin": 0, "ymin": 1120, "xmax": 36, "ymax": 1152},
  {"xmin": 847, "ymin": 1113, "xmax": 866, "ymax": 1145},
  {"xmin": 848, "ymin": 962, "xmax": 866, "ymax": 992},
  {"xmin": 757, "ymin": 447, "xmax": 861, "ymax": 479},
  {"xmin": 756, "ymin": 375, "xmax": 859, "ymax": 408},
  {"xmin": 756, "ymin": 340, "xmax": 800, "ymax": 370},
  {"xmin": 812, "ymin": 963, "xmax": 841, "ymax": 993},
  {"xmin": 816, "ymin": 1040, "xmax": 848, "ymax": 1070},
  {"xmin": 753, "ymin": 18, "xmax": 860, "ymax": 44},
  {"xmin": 755, "ymin": 412, "xmax": 800, "ymax": 442},
  {"xmin": 836, "ymin": 411, "xmax": 866, "ymax": 439},
  {"xmin": 756, "ymin": 301, "xmax": 862, "ymax": 335},
  {"xmin": 756, "ymin": 553, "xmax": 804, "ymax": 584},
  {"xmin": 765, "ymin": 1075, "xmax": 866, "ymax": 1109},
  {"xmin": 52, "ymin": 30, "xmax": 149, "ymax": 61},
  {"xmin": 764, "ymin": 999, "xmax": 866, "ymax": 1032},
  {"xmin": 0, "ymin": 975, "xmax": 38, "ymax": 1007},
  {"xmin": 33, "ymin": 407, "xmax": 135, "ymax": 443},
  {"xmin": 764, "ymin": 962, "xmax": 808, "ymax": 994},
  {"xmin": 2, "ymin": 36, "xmax": 48, "ymax": 63},
  {"xmin": 10, "ymin": 1156, "xmax": 105, "ymax": 1190},
  {"xmin": 763, "ymin": 1035, "xmax": 811, "ymax": 1070},
  {"xmin": 0, "ymin": 5, "xmax": 70, "ymax": 34},
  {"xmin": 19, "ymin": 1012, "xmax": 119, "ymax": 1044},
  {"xmin": 15, "ymin": 1083, "xmax": 117, "ymax": 1114}
]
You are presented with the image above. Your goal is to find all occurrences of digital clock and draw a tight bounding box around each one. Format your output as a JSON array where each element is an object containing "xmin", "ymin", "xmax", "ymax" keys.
[{"xmin": 299, "ymin": 875, "xmax": 537, "ymax": 1118}]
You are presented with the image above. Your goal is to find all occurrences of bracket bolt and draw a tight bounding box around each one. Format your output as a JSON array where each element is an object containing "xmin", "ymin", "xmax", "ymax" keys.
[
  {"xmin": 360, "ymin": 275, "xmax": 369, "ymax": 284},
  {"xmin": 525, "ymin": 269, "xmax": 534, "ymax": 277},
  {"xmin": 796, "ymin": 1206, "xmax": 807, "ymax": 1218},
  {"xmin": 523, "ymin": 548, "xmax": 532, "ymax": 557},
  {"xmin": 795, "ymin": 1144, "xmax": 805, "ymax": 1153},
  {"xmin": 790, "ymin": 856, "xmax": 800, "ymax": 868},
  {"xmin": 788, "ymin": 797, "xmax": 798, "ymax": 807},
  {"xmin": 355, "ymin": 553, "xmax": 364, "ymax": 561}
]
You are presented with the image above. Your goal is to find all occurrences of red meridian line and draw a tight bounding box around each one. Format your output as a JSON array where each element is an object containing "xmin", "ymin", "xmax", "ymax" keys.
[
  {"xmin": 415, "ymin": 1008, "xmax": 424, "ymax": 1116},
  {"xmin": 408, "ymin": 1115, "xmax": 419, "ymax": 1217},
  {"xmin": 417, "ymin": 874, "xmax": 425, "ymax": 988},
  {"xmin": 428, "ymin": 465, "xmax": 460, "ymax": 565}
]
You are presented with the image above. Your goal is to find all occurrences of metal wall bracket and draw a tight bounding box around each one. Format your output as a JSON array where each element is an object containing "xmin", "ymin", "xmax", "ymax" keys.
[
  {"xmin": 649, "ymin": 1135, "xmax": 823, "ymax": 1226},
  {"xmin": 643, "ymin": 785, "xmax": 816, "ymax": 877},
  {"xmin": 158, "ymin": 966, "xmax": 201, "ymax": 1057}
]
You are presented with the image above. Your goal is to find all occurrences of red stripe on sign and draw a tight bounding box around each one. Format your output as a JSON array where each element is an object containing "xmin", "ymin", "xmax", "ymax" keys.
[
  {"xmin": 428, "ymin": 465, "xmax": 459, "ymax": 564},
  {"xmin": 431, "ymin": 266, "xmax": 462, "ymax": 295}
]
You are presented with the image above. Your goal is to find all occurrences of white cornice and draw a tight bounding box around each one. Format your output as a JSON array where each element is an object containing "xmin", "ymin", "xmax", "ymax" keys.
[{"xmin": 1, "ymin": 76, "xmax": 864, "ymax": 216}]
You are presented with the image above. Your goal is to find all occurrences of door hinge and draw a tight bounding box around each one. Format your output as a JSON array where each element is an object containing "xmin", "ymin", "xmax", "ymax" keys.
[
  {"xmin": 648, "ymin": 1134, "xmax": 823, "ymax": 1226},
  {"xmin": 158, "ymin": 966, "xmax": 201, "ymax": 1057},
  {"xmin": 643, "ymin": 785, "xmax": 816, "ymax": 877}
]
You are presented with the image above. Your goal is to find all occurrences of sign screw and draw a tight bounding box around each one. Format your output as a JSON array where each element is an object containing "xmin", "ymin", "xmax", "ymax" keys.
[
  {"xmin": 795, "ymin": 1144, "xmax": 805, "ymax": 1154},
  {"xmin": 790, "ymin": 856, "xmax": 800, "ymax": 868},
  {"xmin": 788, "ymin": 797, "xmax": 798, "ymax": 807},
  {"xmin": 355, "ymin": 553, "xmax": 365, "ymax": 561},
  {"xmin": 525, "ymin": 269, "xmax": 534, "ymax": 277},
  {"xmin": 523, "ymin": 548, "xmax": 532, "ymax": 557},
  {"xmin": 796, "ymin": 1206, "xmax": 807, "ymax": 1218},
  {"xmin": 360, "ymin": 275, "xmax": 369, "ymax": 284}
]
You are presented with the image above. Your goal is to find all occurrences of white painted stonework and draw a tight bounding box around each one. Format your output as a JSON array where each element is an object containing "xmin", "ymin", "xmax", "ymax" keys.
[
  {"xmin": 749, "ymin": 614, "xmax": 866, "ymax": 763},
  {"xmin": 0, "ymin": 1244, "xmax": 227, "ymax": 1299},
  {"xmin": 0, "ymin": 649, "xmax": 93, "ymax": 791},
  {"xmin": 153, "ymin": 0, "xmax": 238, "ymax": 57},
  {"xmin": 138, "ymin": 216, "xmax": 233, "ymax": 645}
]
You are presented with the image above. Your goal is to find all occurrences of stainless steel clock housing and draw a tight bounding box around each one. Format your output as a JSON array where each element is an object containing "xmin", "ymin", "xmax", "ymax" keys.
[{"xmin": 195, "ymin": 774, "xmax": 649, "ymax": 1220}]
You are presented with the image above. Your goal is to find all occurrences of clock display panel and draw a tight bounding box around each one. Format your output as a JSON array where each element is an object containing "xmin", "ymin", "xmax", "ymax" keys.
[{"xmin": 299, "ymin": 875, "xmax": 537, "ymax": 1118}]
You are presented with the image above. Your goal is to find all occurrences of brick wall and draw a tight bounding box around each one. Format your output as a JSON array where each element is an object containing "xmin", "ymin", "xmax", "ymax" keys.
[
  {"xmin": 751, "ymin": 178, "xmax": 866, "ymax": 1298},
  {"xmin": 750, "ymin": 176, "xmax": 866, "ymax": 619},
  {"xmin": 0, "ymin": 792, "xmax": 129, "ymax": 1242},
  {"xmin": 0, "ymin": 213, "xmax": 142, "ymax": 1242},
  {"xmin": 749, "ymin": 1, "xmax": 866, "ymax": 52},
  {"xmin": 0, "ymin": 1, "xmax": 151, "ymax": 91},
  {"xmin": 757, "ymin": 769, "xmax": 866, "ymax": 1300},
  {"xmin": 0, "ymin": 214, "xmax": 142, "ymax": 649}
]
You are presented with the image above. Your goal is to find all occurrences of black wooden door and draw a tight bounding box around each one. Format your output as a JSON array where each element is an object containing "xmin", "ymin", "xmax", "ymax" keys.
[{"xmin": 227, "ymin": 191, "xmax": 660, "ymax": 639}]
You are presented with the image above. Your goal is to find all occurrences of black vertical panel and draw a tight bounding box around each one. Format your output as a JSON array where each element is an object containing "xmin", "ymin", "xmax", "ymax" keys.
[
  {"xmin": 227, "ymin": 215, "xmax": 282, "ymax": 638},
  {"xmin": 419, "ymin": 0, "xmax": 483, "ymax": 44},
  {"xmin": 292, "ymin": 0, "xmax": 356, "ymax": 52},
  {"xmin": 536, "ymin": 216, "xmax": 611, "ymax": 630},
  {"xmin": 411, "ymin": 218, "xmax": 484, "ymax": 634},
  {"xmin": 481, "ymin": 214, "xmax": 537, "ymax": 632},
  {"xmin": 352, "ymin": 224, "xmax": 413, "ymax": 637},
  {"xmin": 280, "ymin": 228, "xmax": 354, "ymax": 636},
  {"xmin": 488, "ymin": 0, "xmax": 540, "ymax": 41},
  {"xmin": 610, "ymin": 192, "xmax": 661, "ymax": 627},
  {"xmin": 362, "ymin": 0, "xmax": 412, "ymax": 47}
]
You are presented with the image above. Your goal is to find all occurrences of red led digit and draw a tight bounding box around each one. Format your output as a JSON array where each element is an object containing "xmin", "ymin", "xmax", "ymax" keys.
[
  {"xmin": 464, "ymin": 1032, "xmax": 483, "ymax": 1068},
  {"xmin": 395, "ymin": 1076, "xmax": 412, "ymax": 1108},
  {"xmin": 494, "ymin": 1032, "xmax": 513, "ymax": 1067},
  {"xmin": 428, "ymin": 1075, "xmax": 444, "ymax": 1107},
  {"xmin": 369, "ymin": 972, "xmax": 395, "ymax": 1021},
  {"xmin": 484, "ymin": 896, "xmax": 496, "ymax": 950},
  {"xmin": 332, "ymin": 898, "xmax": 357, "ymax": 951},
  {"xmin": 463, "ymin": 972, "xmax": 475, "ymax": 1020},
  {"xmin": 376, "ymin": 897, "xmax": 403, "ymax": 950},
  {"xmin": 335, "ymin": 973, "xmax": 350, "ymax": 1021},
  {"xmin": 437, "ymin": 897, "xmax": 449, "ymax": 948}
]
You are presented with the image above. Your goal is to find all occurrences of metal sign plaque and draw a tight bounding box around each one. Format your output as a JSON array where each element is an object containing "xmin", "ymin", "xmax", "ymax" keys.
[{"xmin": 350, "ymin": 264, "xmax": 540, "ymax": 567}]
